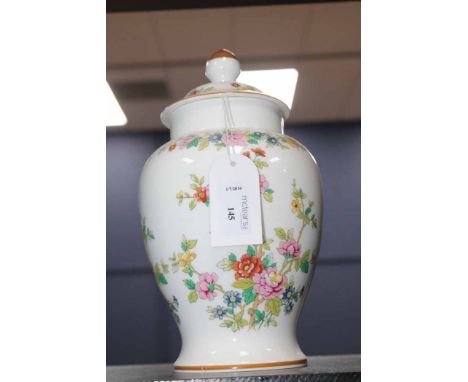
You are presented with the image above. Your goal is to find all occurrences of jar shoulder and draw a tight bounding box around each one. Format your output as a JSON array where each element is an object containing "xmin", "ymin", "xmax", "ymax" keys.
[{"xmin": 142, "ymin": 128, "xmax": 318, "ymax": 172}]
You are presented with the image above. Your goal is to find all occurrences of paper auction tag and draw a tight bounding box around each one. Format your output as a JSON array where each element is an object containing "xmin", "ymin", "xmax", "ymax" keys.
[{"xmin": 209, "ymin": 154, "xmax": 263, "ymax": 247}]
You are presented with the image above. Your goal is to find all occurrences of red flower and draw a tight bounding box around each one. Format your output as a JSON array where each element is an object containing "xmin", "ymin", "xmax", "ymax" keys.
[
  {"xmin": 242, "ymin": 151, "xmax": 251, "ymax": 158},
  {"xmin": 194, "ymin": 187, "xmax": 207, "ymax": 203},
  {"xmin": 252, "ymin": 147, "xmax": 266, "ymax": 157},
  {"xmin": 232, "ymin": 254, "xmax": 264, "ymax": 280},
  {"xmin": 231, "ymin": 82, "xmax": 240, "ymax": 88}
]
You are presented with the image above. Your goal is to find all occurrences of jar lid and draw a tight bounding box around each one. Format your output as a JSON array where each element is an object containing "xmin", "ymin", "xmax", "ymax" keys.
[{"xmin": 160, "ymin": 49, "xmax": 290, "ymax": 128}]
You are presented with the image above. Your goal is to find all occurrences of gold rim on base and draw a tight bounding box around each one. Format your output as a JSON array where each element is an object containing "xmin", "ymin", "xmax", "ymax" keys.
[{"xmin": 174, "ymin": 358, "xmax": 307, "ymax": 371}]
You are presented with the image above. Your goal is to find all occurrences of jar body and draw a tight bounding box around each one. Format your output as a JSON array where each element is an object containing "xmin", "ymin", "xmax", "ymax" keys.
[{"xmin": 139, "ymin": 128, "xmax": 322, "ymax": 372}]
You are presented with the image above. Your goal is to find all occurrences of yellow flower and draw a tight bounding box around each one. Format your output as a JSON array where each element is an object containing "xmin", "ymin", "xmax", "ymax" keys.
[
  {"xmin": 178, "ymin": 251, "xmax": 197, "ymax": 267},
  {"xmin": 291, "ymin": 199, "xmax": 302, "ymax": 214}
]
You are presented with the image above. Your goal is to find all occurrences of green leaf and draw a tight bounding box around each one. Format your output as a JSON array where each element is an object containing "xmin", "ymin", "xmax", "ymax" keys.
[
  {"xmin": 205, "ymin": 197, "xmax": 210, "ymax": 206},
  {"xmin": 187, "ymin": 138, "xmax": 199, "ymax": 148},
  {"xmin": 188, "ymin": 291, "xmax": 198, "ymax": 303},
  {"xmin": 159, "ymin": 274, "xmax": 168, "ymax": 285},
  {"xmin": 228, "ymin": 253, "xmax": 237, "ymax": 262},
  {"xmin": 232, "ymin": 278, "xmax": 254, "ymax": 290},
  {"xmin": 190, "ymin": 174, "xmax": 199, "ymax": 183},
  {"xmin": 294, "ymin": 259, "xmax": 301, "ymax": 272},
  {"xmin": 264, "ymin": 188, "xmax": 273, "ymax": 194},
  {"xmin": 186, "ymin": 239, "xmax": 197, "ymax": 250},
  {"xmin": 297, "ymin": 211, "xmax": 308, "ymax": 221},
  {"xmin": 242, "ymin": 286, "xmax": 257, "ymax": 304},
  {"xmin": 190, "ymin": 183, "xmax": 198, "ymax": 190},
  {"xmin": 217, "ymin": 258, "xmax": 232, "ymax": 271},
  {"xmin": 198, "ymin": 138, "xmax": 209, "ymax": 151},
  {"xmin": 263, "ymin": 192, "xmax": 273, "ymax": 203},
  {"xmin": 254, "ymin": 159, "xmax": 269, "ymax": 169},
  {"xmin": 181, "ymin": 241, "xmax": 187, "ymax": 252},
  {"xmin": 254, "ymin": 309, "xmax": 265, "ymax": 321},
  {"xmin": 198, "ymin": 176, "xmax": 204, "ymax": 186},
  {"xmin": 305, "ymin": 207, "xmax": 312, "ymax": 215},
  {"xmin": 183, "ymin": 279, "xmax": 196, "ymax": 290},
  {"xmin": 265, "ymin": 297, "xmax": 282, "ymax": 316},
  {"xmin": 189, "ymin": 200, "xmax": 196, "ymax": 210},
  {"xmin": 301, "ymin": 250, "xmax": 311, "ymax": 263},
  {"xmin": 246, "ymin": 245, "xmax": 255, "ymax": 257},
  {"xmin": 248, "ymin": 138, "xmax": 258, "ymax": 144},
  {"xmin": 287, "ymin": 228, "xmax": 294, "ymax": 241},
  {"xmin": 269, "ymin": 319, "xmax": 278, "ymax": 327},
  {"xmin": 262, "ymin": 255, "xmax": 271, "ymax": 267},
  {"xmin": 274, "ymin": 228, "xmax": 287, "ymax": 240},
  {"xmin": 238, "ymin": 319, "xmax": 248, "ymax": 328},
  {"xmin": 312, "ymin": 215, "xmax": 318, "ymax": 229},
  {"xmin": 262, "ymin": 239, "xmax": 272, "ymax": 251},
  {"xmin": 182, "ymin": 266, "xmax": 194, "ymax": 277},
  {"xmin": 234, "ymin": 311, "xmax": 244, "ymax": 322},
  {"xmin": 154, "ymin": 263, "xmax": 161, "ymax": 275},
  {"xmin": 300, "ymin": 261, "xmax": 309, "ymax": 273}
]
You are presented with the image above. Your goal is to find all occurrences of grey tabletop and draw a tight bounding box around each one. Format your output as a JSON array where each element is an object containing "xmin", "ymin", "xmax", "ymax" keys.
[{"xmin": 107, "ymin": 355, "xmax": 361, "ymax": 382}]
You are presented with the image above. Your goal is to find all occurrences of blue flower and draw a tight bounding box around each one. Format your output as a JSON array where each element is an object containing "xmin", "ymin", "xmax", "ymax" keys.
[
  {"xmin": 224, "ymin": 290, "xmax": 242, "ymax": 308},
  {"xmin": 266, "ymin": 136, "xmax": 280, "ymax": 145},
  {"xmin": 284, "ymin": 300, "xmax": 294, "ymax": 314},
  {"xmin": 282, "ymin": 286, "xmax": 296, "ymax": 301},
  {"xmin": 212, "ymin": 305, "xmax": 227, "ymax": 320},
  {"xmin": 209, "ymin": 133, "xmax": 223, "ymax": 143}
]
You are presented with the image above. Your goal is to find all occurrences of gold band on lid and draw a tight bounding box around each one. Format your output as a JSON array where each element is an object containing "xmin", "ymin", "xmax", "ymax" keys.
[{"xmin": 209, "ymin": 49, "xmax": 237, "ymax": 60}]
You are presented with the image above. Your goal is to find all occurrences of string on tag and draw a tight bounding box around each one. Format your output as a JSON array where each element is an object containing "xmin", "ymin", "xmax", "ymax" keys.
[{"xmin": 222, "ymin": 97, "xmax": 237, "ymax": 167}]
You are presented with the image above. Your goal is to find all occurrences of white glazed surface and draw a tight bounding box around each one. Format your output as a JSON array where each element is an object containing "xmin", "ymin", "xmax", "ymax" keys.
[
  {"xmin": 140, "ymin": 128, "xmax": 322, "ymax": 370},
  {"xmin": 140, "ymin": 49, "xmax": 322, "ymax": 372}
]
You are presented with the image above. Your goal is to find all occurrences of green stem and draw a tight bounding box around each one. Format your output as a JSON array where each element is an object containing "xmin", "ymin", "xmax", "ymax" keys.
[
  {"xmin": 297, "ymin": 221, "xmax": 306, "ymax": 244},
  {"xmin": 279, "ymin": 258, "xmax": 291, "ymax": 274}
]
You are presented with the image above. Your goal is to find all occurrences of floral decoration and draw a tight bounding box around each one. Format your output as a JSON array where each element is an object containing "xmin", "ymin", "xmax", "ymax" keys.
[
  {"xmin": 141, "ymin": 218, "xmax": 155, "ymax": 243},
  {"xmin": 154, "ymin": 260, "xmax": 169, "ymax": 285},
  {"xmin": 165, "ymin": 130, "xmax": 302, "ymax": 153},
  {"xmin": 167, "ymin": 130, "xmax": 304, "ymax": 204},
  {"xmin": 163, "ymin": 180, "xmax": 319, "ymax": 332},
  {"xmin": 176, "ymin": 174, "xmax": 210, "ymax": 210}
]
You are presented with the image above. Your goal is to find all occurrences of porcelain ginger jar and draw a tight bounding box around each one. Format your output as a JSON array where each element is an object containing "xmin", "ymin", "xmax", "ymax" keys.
[{"xmin": 139, "ymin": 49, "xmax": 323, "ymax": 372}]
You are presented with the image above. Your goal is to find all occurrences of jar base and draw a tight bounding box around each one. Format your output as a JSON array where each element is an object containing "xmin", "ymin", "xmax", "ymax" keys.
[{"xmin": 174, "ymin": 358, "xmax": 307, "ymax": 372}]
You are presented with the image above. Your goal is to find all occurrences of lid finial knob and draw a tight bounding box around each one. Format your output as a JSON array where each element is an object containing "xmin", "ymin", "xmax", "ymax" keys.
[{"xmin": 205, "ymin": 49, "xmax": 240, "ymax": 83}]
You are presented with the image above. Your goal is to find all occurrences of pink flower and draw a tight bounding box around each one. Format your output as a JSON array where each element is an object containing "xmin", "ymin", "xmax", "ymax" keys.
[
  {"xmin": 195, "ymin": 272, "xmax": 218, "ymax": 301},
  {"xmin": 177, "ymin": 135, "xmax": 197, "ymax": 149},
  {"xmin": 277, "ymin": 239, "xmax": 301, "ymax": 259},
  {"xmin": 253, "ymin": 268, "xmax": 287, "ymax": 300},
  {"xmin": 221, "ymin": 131, "xmax": 247, "ymax": 146},
  {"xmin": 259, "ymin": 175, "xmax": 269, "ymax": 193}
]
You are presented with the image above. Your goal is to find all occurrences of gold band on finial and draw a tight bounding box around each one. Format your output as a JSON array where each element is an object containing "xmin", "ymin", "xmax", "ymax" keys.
[{"xmin": 209, "ymin": 49, "xmax": 237, "ymax": 60}]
